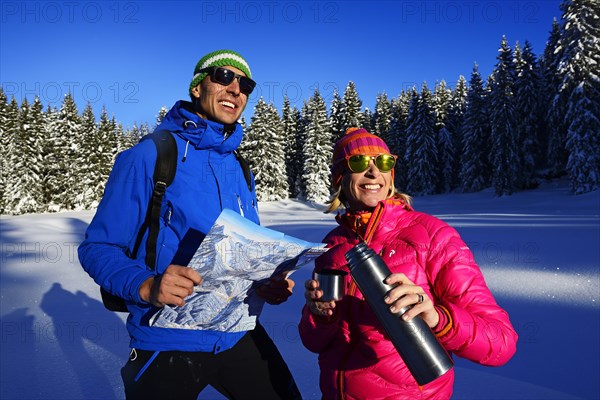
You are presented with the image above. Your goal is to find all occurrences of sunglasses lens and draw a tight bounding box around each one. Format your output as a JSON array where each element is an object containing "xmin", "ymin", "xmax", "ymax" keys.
[
  {"xmin": 214, "ymin": 67, "xmax": 235, "ymax": 85},
  {"xmin": 376, "ymin": 154, "xmax": 396, "ymax": 172},
  {"xmin": 347, "ymin": 155, "xmax": 371, "ymax": 173},
  {"xmin": 239, "ymin": 77, "xmax": 256, "ymax": 95}
]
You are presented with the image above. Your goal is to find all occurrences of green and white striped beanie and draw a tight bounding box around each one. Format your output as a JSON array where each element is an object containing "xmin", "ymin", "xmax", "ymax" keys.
[{"xmin": 189, "ymin": 49, "xmax": 252, "ymax": 93}]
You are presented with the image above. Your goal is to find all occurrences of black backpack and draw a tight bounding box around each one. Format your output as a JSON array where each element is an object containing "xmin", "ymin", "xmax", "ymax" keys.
[
  {"xmin": 100, "ymin": 130, "xmax": 253, "ymax": 312},
  {"xmin": 100, "ymin": 130, "xmax": 177, "ymax": 312}
]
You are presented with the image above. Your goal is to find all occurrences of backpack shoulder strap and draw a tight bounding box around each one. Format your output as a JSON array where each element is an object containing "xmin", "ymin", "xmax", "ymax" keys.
[
  {"xmin": 234, "ymin": 151, "xmax": 253, "ymax": 192},
  {"xmin": 145, "ymin": 130, "xmax": 177, "ymax": 270},
  {"xmin": 129, "ymin": 130, "xmax": 177, "ymax": 270}
]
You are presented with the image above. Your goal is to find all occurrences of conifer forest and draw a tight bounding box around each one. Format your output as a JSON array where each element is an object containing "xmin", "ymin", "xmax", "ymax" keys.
[{"xmin": 1, "ymin": 0, "xmax": 598, "ymax": 215}]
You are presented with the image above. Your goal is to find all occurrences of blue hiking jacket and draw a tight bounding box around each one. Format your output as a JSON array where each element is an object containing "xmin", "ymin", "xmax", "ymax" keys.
[{"xmin": 78, "ymin": 101, "xmax": 259, "ymax": 352}]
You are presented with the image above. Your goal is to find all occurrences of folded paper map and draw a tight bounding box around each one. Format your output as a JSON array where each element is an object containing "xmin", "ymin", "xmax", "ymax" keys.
[{"xmin": 150, "ymin": 209, "xmax": 326, "ymax": 332}]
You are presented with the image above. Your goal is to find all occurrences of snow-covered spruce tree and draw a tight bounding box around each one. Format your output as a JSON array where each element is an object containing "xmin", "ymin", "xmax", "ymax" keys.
[
  {"xmin": 4, "ymin": 98, "xmax": 43, "ymax": 214},
  {"xmin": 155, "ymin": 106, "xmax": 168, "ymax": 129},
  {"xmin": 115, "ymin": 123, "xmax": 126, "ymax": 153},
  {"xmin": 0, "ymin": 88, "xmax": 8, "ymax": 214},
  {"xmin": 66, "ymin": 95, "xmax": 90, "ymax": 210},
  {"xmin": 239, "ymin": 113, "xmax": 258, "ymax": 170},
  {"xmin": 329, "ymin": 90, "xmax": 345, "ymax": 143},
  {"xmin": 108, "ymin": 116, "xmax": 120, "ymax": 158},
  {"xmin": 433, "ymin": 81, "xmax": 452, "ymax": 131},
  {"xmin": 18, "ymin": 97, "xmax": 45, "ymax": 213},
  {"xmin": 547, "ymin": 2, "xmax": 580, "ymax": 177},
  {"xmin": 241, "ymin": 97, "xmax": 288, "ymax": 201},
  {"xmin": 1, "ymin": 97, "xmax": 21, "ymax": 214},
  {"xmin": 560, "ymin": 0, "xmax": 600, "ymax": 193},
  {"xmin": 45, "ymin": 93, "xmax": 81, "ymax": 211},
  {"xmin": 389, "ymin": 91, "xmax": 411, "ymax": 189},
  {"xmin": 94, "ymin": 107, "xmax": 119, "ymax": 205},
  {"xmin": 490, "ymin": 36, "xmax": 520, "ymax": 196},
  {"xmin": 301, "ymin": 90, "xmax": 332, "ymax": 203},
  {"xmin": 40, "ymin": 105, "xmax": 57, "ymax": 209},
  {"xmin": 484, "ymin": 72, "xmax": 496, "ymax": 171},
  {"xmin": 373, "ymin": 92, "xmax": 392, "ymax": 141},
  {"xmin": 282, "ymin": 96, "xmax": 302, "ymax": 198},
  {"xmin": 513, "ymin": 41, "xmax": 523, "ymax": 71},
  {"xmin": 436, "ymin": 124, "xmax": 455, "ymax": 194},
  {"xmin": 123, "ymin": 123, "xmax": 144, "ymax": 150},
  {"xmin": 361, "ymin": 107, "xmax": 373, "ymax": 132},
  {"xmin": 566, "ymin": 87, "xmax": 600, "ymax": 194},
  {"xmin": 446, "ymin": 76, "xmax": 468, "ymax": 191},
  {"xmin": 290, "ymin": 107, "xmax": 304, "ymax": 198},
  {"xmin": 115, "ymin": 123, "xmax": 128, "ymax": 153},
  {"xmin": 451, "ymin": 76, "xmax": 469, "ymax": 123},
  {"xmin": 542, "ymin": 18, "xmax": 566, "ymax": 174},
  {"xmin": 294, "ymin": 101, "xmax": 310, "ymax": 198},
  {"xmin": 74, "ymin": 103, "xmax": 99, "ymax": 209},
  {"xmin": 433, "ymin": 81, "xmax": 454, "ymax": 193},
  {"xmin": 341, "ymin": 81, "xmax": 362, "ymax": 133},
  {"xmin": 405, "ymin": 83, "xmax": 438, "ymax": 196},
  {"xmin": 460, "ymin": 64, "xmax": 491, "ymax": 192},
  {"xmin": 139, "ymin": 122, "xmax": 151, "ymax": 138},
  {"xmin": 514, "ymin": 40, "xmax": 543, "ymax": 189}
]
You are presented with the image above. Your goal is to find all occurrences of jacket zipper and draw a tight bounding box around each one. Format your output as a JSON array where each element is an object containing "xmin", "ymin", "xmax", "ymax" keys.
[
  {"xmin": 337, "ymin": 279, "xmax": 358, "ymax": 400},
  {"xmin": 337, "ymin": 209, "xmax": 384, "ymax": 400}
]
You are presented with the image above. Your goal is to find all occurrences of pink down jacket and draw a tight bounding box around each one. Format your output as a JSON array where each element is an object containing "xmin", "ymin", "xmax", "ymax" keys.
[{"xmin": 299, "ymin": 198, "xmax": 518, "ymax": 400}]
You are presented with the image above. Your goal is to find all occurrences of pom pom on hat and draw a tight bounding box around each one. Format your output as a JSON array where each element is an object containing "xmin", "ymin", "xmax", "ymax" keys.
[
  {"xmin": 189, "ymin": 49, "xmax": 252, "ymax": 93},
  {"xmin": 331, "ymin": 127, "xmax": 392, "ymax": 188}
]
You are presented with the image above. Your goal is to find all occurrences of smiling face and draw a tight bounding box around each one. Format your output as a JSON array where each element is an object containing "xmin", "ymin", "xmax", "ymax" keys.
[
  {"xmin": 190, "ymin": 65, "xmax": 248, "ymax": 125},
  {"xmin": 341, "ymin": 156, "xmax": 393, "ymax": 211}
]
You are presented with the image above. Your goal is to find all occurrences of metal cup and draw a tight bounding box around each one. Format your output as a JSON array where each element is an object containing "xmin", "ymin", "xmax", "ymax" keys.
[{"xmin": 314, "ymin": 269, "xmax": 347, "ymax": 301}]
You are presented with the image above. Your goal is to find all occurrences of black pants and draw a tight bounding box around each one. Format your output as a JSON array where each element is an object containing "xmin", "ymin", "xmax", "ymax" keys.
[{"xmin": 121, "ymin": 323, "xmax": 302, "ymax": 400}]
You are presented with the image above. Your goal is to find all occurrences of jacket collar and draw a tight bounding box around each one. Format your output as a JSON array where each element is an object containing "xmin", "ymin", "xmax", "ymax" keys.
[
  {"xmin": 155, "ymin": 100, "xmax": 244, "ymax": 154},
  {"xmin": 337, "ymin": 196, "xmax": 412, "ymax": 244}
]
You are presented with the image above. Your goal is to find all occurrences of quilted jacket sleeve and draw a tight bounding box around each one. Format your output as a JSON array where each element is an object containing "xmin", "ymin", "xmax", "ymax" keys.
[
  {"xmin": 299, "ymin": 304, "xmax": 343, "ymax": 353},
  {"xmin": 78, "ymin": 141, "xmax": 156, "ymax": 304},
  {"xmin": 424, "ymin": 216, "xmax": 518, "ymax": 366}
]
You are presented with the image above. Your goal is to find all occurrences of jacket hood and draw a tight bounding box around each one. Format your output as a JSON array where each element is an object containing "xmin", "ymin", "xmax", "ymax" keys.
[{"xmin": 155, "ymin": 100, "xmax": 244, "ymax": 154}]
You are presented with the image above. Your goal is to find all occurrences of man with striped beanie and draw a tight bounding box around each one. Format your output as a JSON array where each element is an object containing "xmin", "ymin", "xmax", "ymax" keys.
[
  {"xmin": 80, "ymin": 49, "xmax": 302, "ymax": 399},
  {"xmin": 188, "ymin": 49, "xmax": 256, "ymax": 126}
]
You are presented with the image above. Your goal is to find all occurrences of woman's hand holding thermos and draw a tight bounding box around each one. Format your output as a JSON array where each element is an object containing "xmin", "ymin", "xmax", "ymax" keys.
[{"xmin": 384, "ymin": 273, "xmax": 440, "ymax": 329}]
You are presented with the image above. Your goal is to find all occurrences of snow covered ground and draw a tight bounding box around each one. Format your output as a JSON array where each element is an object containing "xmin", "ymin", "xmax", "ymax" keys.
[{"xmin": 1, "ymin": 179, "xmax": 598, "ymax": 400}]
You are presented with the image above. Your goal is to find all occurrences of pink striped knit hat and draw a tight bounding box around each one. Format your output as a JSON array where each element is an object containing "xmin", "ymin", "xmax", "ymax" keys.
[{"xmin": 331, "ymin": 127, "xmax": 393, "ymax": 188}]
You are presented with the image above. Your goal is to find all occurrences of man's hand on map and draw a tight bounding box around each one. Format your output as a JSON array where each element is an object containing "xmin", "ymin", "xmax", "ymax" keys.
[
  {"xmin": 139, "ymin": 265, "xmax": 203, "ymax": 307},
  {"xmin": 256, "ymin": 276, "xmax": 295, "ymax": 305}
]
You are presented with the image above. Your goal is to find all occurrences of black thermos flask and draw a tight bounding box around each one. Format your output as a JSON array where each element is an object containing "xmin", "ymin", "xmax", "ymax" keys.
[{"xmin": 345, "ymin": 242, "xmax": 454, "ymax": 385}]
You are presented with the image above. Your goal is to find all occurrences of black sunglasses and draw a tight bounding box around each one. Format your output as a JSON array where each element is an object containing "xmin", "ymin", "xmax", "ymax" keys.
[{"xmin": 199, "ymin": 67, "xmax": 256, "ymax": 95}]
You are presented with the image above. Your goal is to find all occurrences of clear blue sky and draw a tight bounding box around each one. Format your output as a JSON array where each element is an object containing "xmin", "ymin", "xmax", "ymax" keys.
[{"xmin": 1, "ymin": 1, "xmax": 563, "ymax": 128}]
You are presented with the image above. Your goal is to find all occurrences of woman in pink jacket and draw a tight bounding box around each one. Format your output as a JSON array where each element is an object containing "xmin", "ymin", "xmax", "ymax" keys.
[{"xmin": 299, "ymin": 128, "xmax": 518, "ymax": 400}]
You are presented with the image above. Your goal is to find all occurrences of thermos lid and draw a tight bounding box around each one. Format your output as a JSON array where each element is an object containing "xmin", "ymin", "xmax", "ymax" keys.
[{"xmin": 344, "ymin": 242, "xmax": 374, "ymax": 268}]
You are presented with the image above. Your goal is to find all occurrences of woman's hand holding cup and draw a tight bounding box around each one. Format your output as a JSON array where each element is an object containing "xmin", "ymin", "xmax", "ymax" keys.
[{"xmin": 305, "ymin": 270, "xmax": 347, "ymax": 317}]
